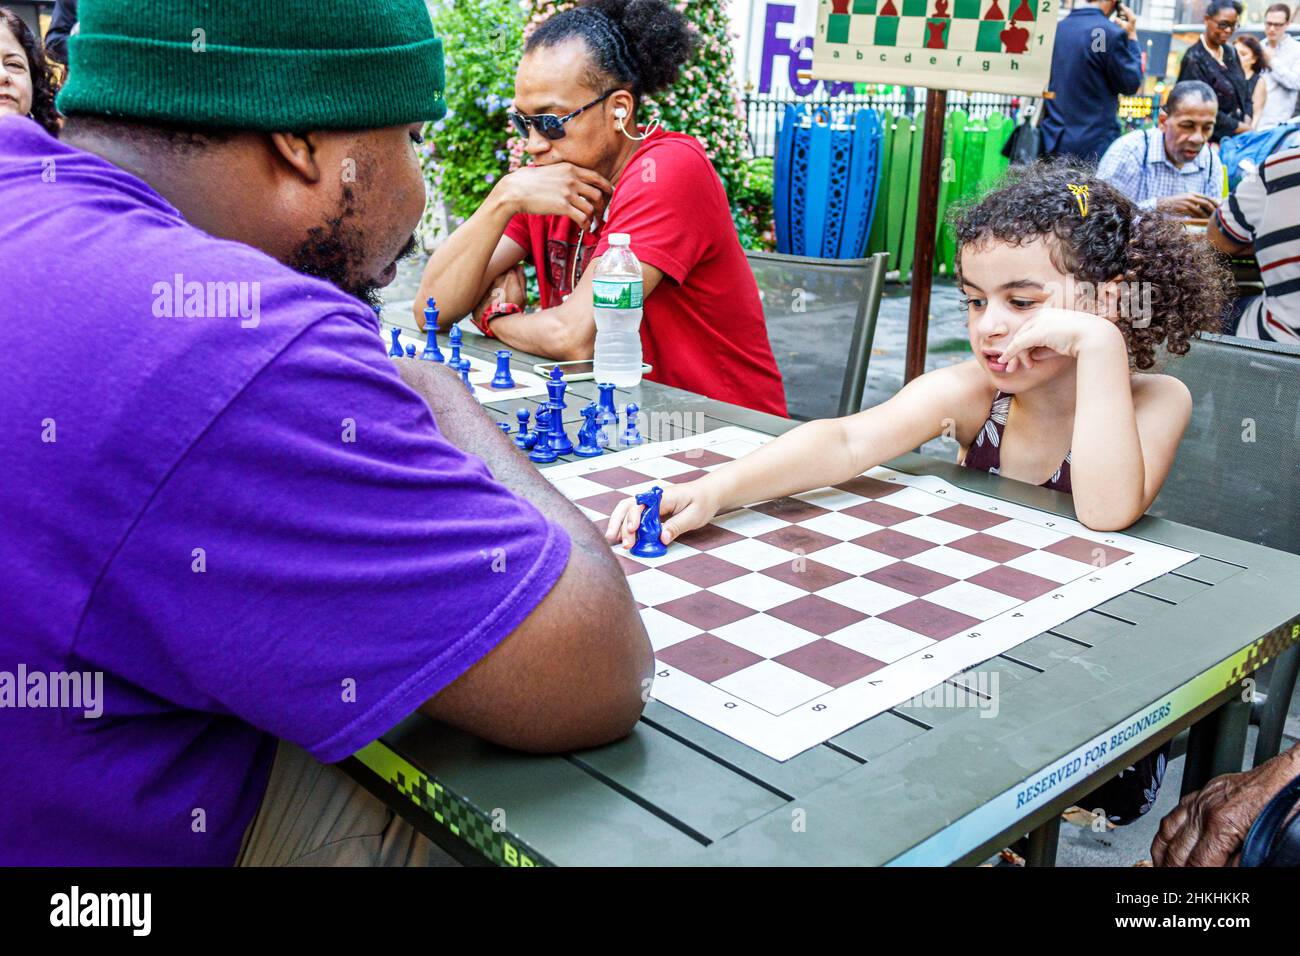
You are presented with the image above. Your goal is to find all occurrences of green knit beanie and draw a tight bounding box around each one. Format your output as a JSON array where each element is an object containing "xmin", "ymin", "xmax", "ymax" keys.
[{"xmin": 58, "ymin": 0, "xmax": 446, "ymax": 129}]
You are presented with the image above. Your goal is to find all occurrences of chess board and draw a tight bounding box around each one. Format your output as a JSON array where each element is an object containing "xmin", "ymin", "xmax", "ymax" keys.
[
  {"xmin": 379, "ymin": 323, "xmax": 551, "ymax": 405},
  {"xmin": 814, "ymin": 0, "xmax": 1056, "ymax": 97},
  {"xmin": 545, "ymin": 427, "xmax": 1198, "ymax": 762}
]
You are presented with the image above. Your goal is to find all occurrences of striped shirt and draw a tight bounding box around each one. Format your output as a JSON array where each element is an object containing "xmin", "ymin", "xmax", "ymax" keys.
[
  {"xmin": 1217, "ymin": 130, "xmax": 1300, "ymax": 344},
  {"xmin": 1096, "ymin": 127, "xmax": 1225, "ymax": 210}
]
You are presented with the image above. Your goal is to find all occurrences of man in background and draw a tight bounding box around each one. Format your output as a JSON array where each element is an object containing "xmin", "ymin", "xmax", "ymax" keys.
[
  {"xmin": 1097, "ymin": 81, "xmax": 1224, "ymax": 217},
  {"xmin": 42, "ymin": 0, "xmax": 76, "ymax": 64},
  {"xmin": 1211, "ymin": 126, "xmax": 1300, "ymax": 343},
  {"xmin": 1040, "ymin": 0, "xmax": 1145, "ymax": 164},
  {"xmin": 1258, "ymin": 3, "xmax": 1300, "ymax": 129}
]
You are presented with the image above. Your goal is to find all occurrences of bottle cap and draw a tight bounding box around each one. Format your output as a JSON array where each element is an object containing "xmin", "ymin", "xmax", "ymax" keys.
[{"xmin": 608, "ymin": 233, "xmax": 631, "ymax": 246}]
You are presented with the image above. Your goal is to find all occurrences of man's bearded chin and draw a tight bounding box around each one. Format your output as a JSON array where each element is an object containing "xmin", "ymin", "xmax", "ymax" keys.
[
  {"xmin": 285, "ymin": 194, "xmax": 419, "ymax": 312},
  {"xmin": 286, "ymin": 216, "xmax": 384, "ymax": 311}
]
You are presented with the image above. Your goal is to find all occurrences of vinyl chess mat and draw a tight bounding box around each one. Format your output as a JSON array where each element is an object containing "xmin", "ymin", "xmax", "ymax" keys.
[{"xmin": 545, "ymin": 427, "xmax": 1198, "ymax": 761}]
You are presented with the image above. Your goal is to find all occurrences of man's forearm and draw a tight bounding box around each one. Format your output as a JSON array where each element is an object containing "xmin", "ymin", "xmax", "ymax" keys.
[
  {"xmin": 415, "ymin": 190, "xmax": 515, "ymax": 331},
  {"xmin": 491, "ymin": 304, "xmax": 596, "ymax": 361},
  {"xmin": 391, "ymin": 359, "xmax": 609, "ymax": 554}
]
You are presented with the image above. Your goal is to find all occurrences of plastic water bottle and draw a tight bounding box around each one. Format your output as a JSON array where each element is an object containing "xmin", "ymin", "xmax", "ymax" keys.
[{"xmin": 593, "ymin": 233, "xmax": 644, "ymax": 387}]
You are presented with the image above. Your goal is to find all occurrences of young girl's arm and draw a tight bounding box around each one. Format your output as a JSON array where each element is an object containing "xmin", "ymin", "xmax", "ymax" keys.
[
  {"xmin": 606, "ymin": 361, "xmax": 994, "ymax": 548},
  {"xmin": 998, "ymin": 314, "xmax": 1192, "ymax": 531}
]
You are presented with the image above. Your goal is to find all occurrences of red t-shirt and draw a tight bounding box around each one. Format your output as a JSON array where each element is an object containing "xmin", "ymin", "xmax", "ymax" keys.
[{"xmin": 503, "ymin": 129, "xmax": 788, "ymax": 417}]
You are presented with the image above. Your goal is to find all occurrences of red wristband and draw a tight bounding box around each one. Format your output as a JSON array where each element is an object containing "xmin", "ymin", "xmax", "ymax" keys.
[{"xmin": 476, "ymin": 301, "xmax": 521, "ymax": 337}]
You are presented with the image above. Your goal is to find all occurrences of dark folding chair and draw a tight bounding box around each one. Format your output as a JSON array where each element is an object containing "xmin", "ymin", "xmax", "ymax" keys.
[
  {"xmin": 1152, "ymin": 333, "xmax": 1300, "ymax": 769},
  {"xmin": 745, "ymin": 250, "xmax": 889, "ymax": 422}
]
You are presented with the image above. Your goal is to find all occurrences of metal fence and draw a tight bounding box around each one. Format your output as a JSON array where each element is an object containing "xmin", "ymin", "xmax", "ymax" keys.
[
  {"xmin": 742, "ymin": 91, "xmax": 1017, "ymax": 158},
  {"xmin": 742, "ymin": 91, "xmax": 1162, "ymax": 159}
]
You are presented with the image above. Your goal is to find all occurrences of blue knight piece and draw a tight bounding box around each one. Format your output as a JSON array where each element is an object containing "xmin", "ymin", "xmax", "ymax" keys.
[
  {"xmin": 595, "ymin": 382, "xmax": 618, "ymax": 448},
  {"xmin": 621, "ymin": 401, "xmax": 643, "ymax": 447},
  {"xmin": 630, "ymin": 486, "xmax": 668, "ymax": 558},
  {"xmin": 419, "ymin": 299, "xmax": 445, "ymax": 363},
  {"xmin": 387, "ymin": 327, "xmax": 404, "ymax": 358},
  {"xmin": 528, "ymin": 405, "xmax": 557, "ymax": 463},
  {"xmin": 574, "ymin": 403, "xmax": 603, "ymax": 458},
  {"xmin": 514, "ymin": 408, "xmax": 535, "ymax": 450},
  {"xmin": 490, "ymin": 349, "xmax": 515, "ymax": 389},
  {"xmin": 448, "ymin": 324, "xmax": 462, "ymax": 369}
]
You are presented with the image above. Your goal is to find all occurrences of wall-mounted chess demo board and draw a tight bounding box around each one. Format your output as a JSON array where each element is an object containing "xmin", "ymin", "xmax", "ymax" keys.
[
  {"xmin": 546, "ymin": 427, "xmax": 1197, "ymax": 762},
  {"xmin": 813, "ymin": 0, "xmax": 1058, "ymax": 96}
]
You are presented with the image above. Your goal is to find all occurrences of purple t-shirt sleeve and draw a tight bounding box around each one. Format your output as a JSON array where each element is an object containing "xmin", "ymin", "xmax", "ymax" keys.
[{"xmin": 74, "ymin": 312, "xmax": 571, "ymax": 764}]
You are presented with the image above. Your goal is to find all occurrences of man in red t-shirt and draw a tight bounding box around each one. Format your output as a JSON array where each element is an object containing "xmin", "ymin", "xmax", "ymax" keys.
[{"xmin": 414, "ymin": 0, "xmax": 787, "ymax": 417}]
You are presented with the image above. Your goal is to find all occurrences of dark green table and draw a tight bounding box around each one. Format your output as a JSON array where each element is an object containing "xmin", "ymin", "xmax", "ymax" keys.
[{"xmin": 342, "ymin": 319, "xmax": 1300, "ymax": 866}]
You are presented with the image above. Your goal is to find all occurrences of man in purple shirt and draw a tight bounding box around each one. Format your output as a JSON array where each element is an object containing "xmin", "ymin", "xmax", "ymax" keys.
[{"xmin": 0, "ymin": 0, "xmax": 650, "ymax": 866}]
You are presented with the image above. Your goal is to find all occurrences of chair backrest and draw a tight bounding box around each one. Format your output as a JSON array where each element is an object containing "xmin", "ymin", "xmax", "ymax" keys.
[
  {"xmin": 1150, "ymin": 334, "xmax": 1300, "ymax": 554},
  {"xmin": 745, "ymin": 250, "xmax": 888, "ymax": 421}
]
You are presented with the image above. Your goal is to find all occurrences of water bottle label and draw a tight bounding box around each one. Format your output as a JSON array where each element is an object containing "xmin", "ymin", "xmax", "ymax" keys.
[{"xmin": 592, "ymin": 278, "xmax": 643, "ymax": 309}]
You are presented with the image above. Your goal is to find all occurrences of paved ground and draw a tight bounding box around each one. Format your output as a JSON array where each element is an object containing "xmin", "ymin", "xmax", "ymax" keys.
[{"xmin": 385, "ymin": 257, "xmax": 1299, "ymax": 867}]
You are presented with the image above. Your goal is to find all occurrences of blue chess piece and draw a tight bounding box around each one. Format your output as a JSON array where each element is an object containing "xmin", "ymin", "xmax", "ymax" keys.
[
  {"xmin": 621, "ymin": 402, "xmax": 643, "ymax": 447},
  {"xmin": 574, "ymin": 403, "xmax": 603, "ymax": 457},
  {"xmin": 490, "ymin": 350, "xmax": 515, "ymax": 389},
  {"xmin": 405, "ymin": 343, "xmax": 416, "ymax": 358},
  {"xmin": 529, "ymin": 405, "xmax": 557, "ymax": 463},
  {"xmin": 546, "ymin": 366, "xmax": 573, "ymax": 455},
  {"xmin": 514, "ymin": 408, "xmax": 535, "ymax": 450},
  {"xmin": 388, "ymin": 327, "xmax": 404, "ymax": 358},
  {"xmin": 448, "ymin": 325, "xmax": 462, "ymax": 369},
  {"xmin": 630, "ymin": 486, "xmax": 668, "ymax": 558},
  {"xmin": 596, "ymin": 382, "xmax": 618, "ymax": 448},
  {"xmin": 549, "ymin": 403, "xmax": 573, "ymax": 456},
  {"xmin": 497, "ymin": 421, "xmax": 512, "ymax": 435},
  {"xmin": 458, "ymin": 358, "xmax": 474, "ymax": 393},
  {"xmin": 419, "ymin": 299, "xmax": 445, "ymax": 363}
]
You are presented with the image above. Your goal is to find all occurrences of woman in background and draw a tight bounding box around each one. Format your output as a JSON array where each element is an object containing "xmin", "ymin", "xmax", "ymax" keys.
[
  {"xmin": 1234, "ymin": 33, "xmax": 1269, "ymax": 129},
  {"xmin": 0, "ymin": 7, "xmax": 62, "ymax": 136},
  {"xmin": 1178, "ymin": 0, "xmax": 1252, "ymax": 142}
]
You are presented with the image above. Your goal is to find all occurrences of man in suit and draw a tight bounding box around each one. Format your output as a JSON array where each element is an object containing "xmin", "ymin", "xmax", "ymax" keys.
[{"xmin": 1040, "ymin": 0, "xmax": 1145, "ymax": 164}]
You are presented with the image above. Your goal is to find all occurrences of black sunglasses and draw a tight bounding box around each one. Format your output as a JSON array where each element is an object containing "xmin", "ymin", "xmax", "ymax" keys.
[{"xmin": 507, "ymin": 90, "xmax": 617, "ymax": 141}]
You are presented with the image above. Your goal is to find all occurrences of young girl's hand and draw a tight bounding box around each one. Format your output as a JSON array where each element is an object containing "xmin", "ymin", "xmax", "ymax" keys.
[
  {"xmin": 604, "ymin": 480, "xmax": 721, "ymax": 551},
  {"xmin": 997, "ymin": 308, "xmax": 1118, "ymax": 373}
]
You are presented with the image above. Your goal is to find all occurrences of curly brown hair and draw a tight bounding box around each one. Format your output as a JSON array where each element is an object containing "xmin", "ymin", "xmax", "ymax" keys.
[
  {"xmin": 950, "ymin": 160, "xmax": 1231, "ymax": 370},
  {"xmin": 0, "ymin": 7, "xmax": 61, "ymax": 136}
]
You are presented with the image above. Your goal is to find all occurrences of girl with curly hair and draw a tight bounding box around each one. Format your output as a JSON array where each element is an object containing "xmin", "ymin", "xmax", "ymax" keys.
[
  {"xmin": 0, "ymin": 7, "xmax": 61, "ymax": 136},
  {"xmin": 607, "ymin": 161, "xmax": 1229, "ymax": 543},
  {"xmin": 605, "ymin": 161, "xmax": 1228, "ymax": 825}
]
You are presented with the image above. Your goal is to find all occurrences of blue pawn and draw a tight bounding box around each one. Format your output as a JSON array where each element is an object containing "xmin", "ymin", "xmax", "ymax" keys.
[
  {"xmin": 574, "ymin": 403, "xmax": 603, "ymax": 457},
  {"xmin": 458, "ymin": 358, "xmax": 474, "ymax": 394},
  {"xmin": 497, "ymin": 421, "xmax": 512, "ymax": 435},
  {"xmin": 405, "ymin": 343, "xmax": 416, "ymax": 358},
  {"xmin": 490, "ymin": 350, "xmax": 515, "ymax": 389},
  {"xmin": 388, "ymin": 327, "xmax": 404, "ymax": 358},
  {"xmin": 621, "ymin": 402, "xmax": 643, "ymax": 447},
  {"xmin": 420, "ymin": 300, "xmax": 445, "ymax": 363},
  {"xmin": 596, "ymin": 382, "xmax": 618, "ymax": 448},
  {"xmin": 630, "ymin": 486, "xmax": 669, "ymax": 558},
  {"xmin": 448, "ymin": 325, "xmax": 462, "ymax": 369},
  {"xmin": 514, "ymin": 408, "xmax": 536, "ymax": 450},
  {"xmin": 529, "ymin": 406, "xmax": 557, "ymax": 463}
]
